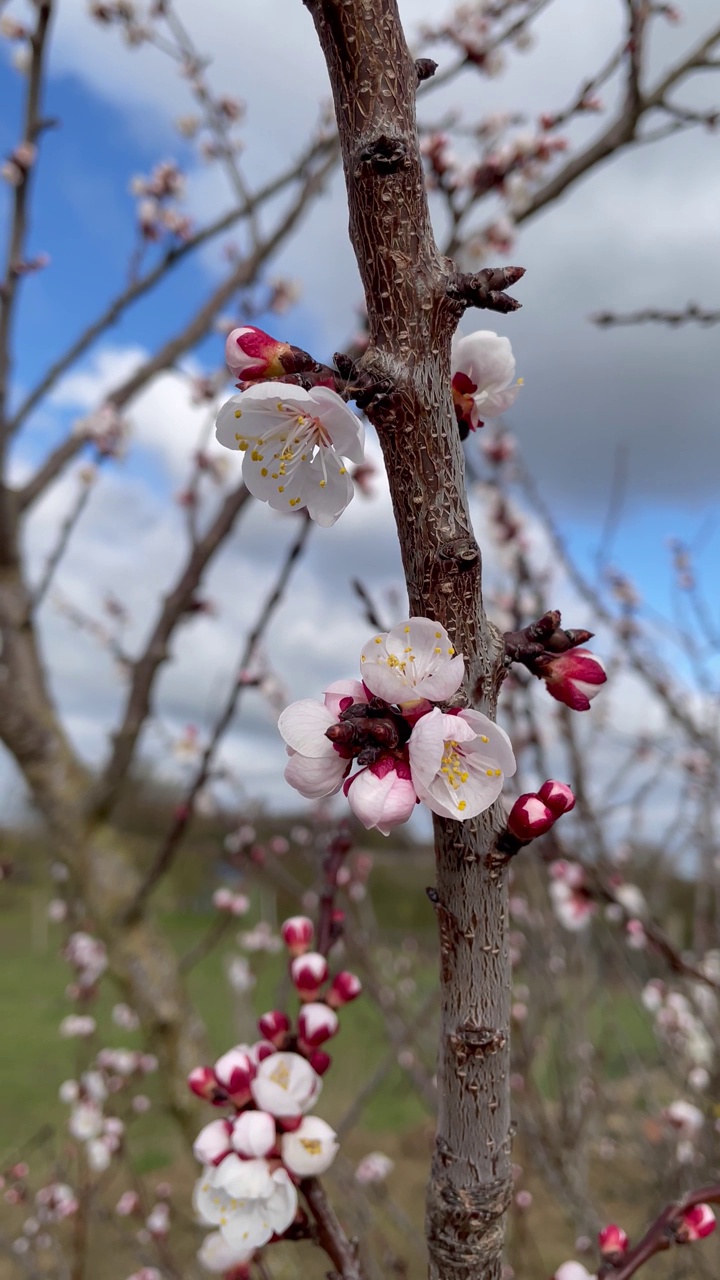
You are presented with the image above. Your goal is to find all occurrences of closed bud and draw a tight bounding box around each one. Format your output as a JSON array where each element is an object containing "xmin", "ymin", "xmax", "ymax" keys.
[
  {"xmin": 327, "ymin": 971, "xmax": 362, "ymax": 1008},
  {"xmin": 281, "ymin": 916, "xmax": 314, "ymax": 957},
  {"xmin": 676, "ymin": 1204, "xmax": 716, "ymax": 1242},
  {"xmin": 187, "ymin": 1066, "xmax": 225, "ymax": 1105},
  {"xmin": 507, "ymin": 794, "xmax": 556, "ymax": 842},
  {"xmin": 224, "ymin": 326, "xmax": 292, "ymax": 381},
  {"xmin": 535, "ymin": 649, "xmax": 607, "ymax": 712},
  {"xmin": 598, "ymin": 1224, "xmax": 629, "ymax": 1259},
  {"xmin": 193, "ymin": 1119, "xmax": 233, "ymax": 1167},
  {"xmin": 537, "ymin": 780, "xmax": 576, "ymax": 817},
  {"xmin": 290, "ymin": 952, "xmax": 329, "ymax": 999},
  {"xmin": 212, "ymin": 1049, "xmax": 255, "ymax": 1106},
  {"xmin": 309, "ymin": 1049, "xmax": 332, "ymax": 1075},
  {"xmin": 230, "ymin": 1109, "xmax": 276, "ymax": 1158},
  {"xmin": 298, "ymin": 1002, "xmax": 339, "ymax": 1048},
  {"xmin": 257, "ymin": 1010, "xmax": 291, "ymax": 1047}
]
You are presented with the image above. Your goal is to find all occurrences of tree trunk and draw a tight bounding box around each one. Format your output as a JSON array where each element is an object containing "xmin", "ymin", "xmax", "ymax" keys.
[{"xmin": 303, "ymin": 3, "xmax": 514, "ymax": 1276}]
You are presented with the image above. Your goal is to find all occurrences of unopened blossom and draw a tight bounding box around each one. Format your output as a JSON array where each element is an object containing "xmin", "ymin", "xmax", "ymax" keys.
[
  {"xmin": 116, "ymin": 1191, "xmax": 141, "ymax": 1216},
  {"xmin": 194, "ymin": 1120, "xmax": 233, "ymax": 1167},
  {"xmin": 215, "ymin": 383, "xmax": 364, "ymax": 526},
  {"xmin": 224, "ymin": 326, "xmax": 293, "ymax": 381},
  {"xmin": 213, "ymin": 1048, "xmax": 255, "ymax": 1105},
  {"xmin": 146, "ymin": 1202, "xmax": 170, "ymax": 1237},
  {"xmin": 537, "ymin": 780, "xmax": 576, "ymax": 816},
  {"xmin": 327, "ymin": 971, "xmax": 362, "ymax": 1008},
  {"xmin": 360, "ymin": 618, "xmax": 464, "ymax": 707},
  {"xmin": 345, "ymin": 754, "xmax": 418, "ymax": 835},
  {"xmin": 194, "ymin": 1157, "xmax": 297, "ymax": 1251},
  {"xmin": 408, "ymin": 707, "xmax": 516, "ymax": 820},
  {"xmin": 451, "ymin": 331, "xmax": 521, "ymax": 434},
  {"xmin": 549, "ymin": 880, "xmax": 595, "ymax": 931},
  {"xmin": 598, "ymin": 1225, "xmax": 629, "ymax": 1258},
  {"xmin": 278, "ymin": 681, "xmax": 367, "ymax": 799},
  {"xmin": 281, "ymin": 916, "xmax": 314, "ymax": 955},
  {"xmin": 250, "ymin": 1051, "xmax": 321, "ymax": 1119},
  {"xmin": 281, "ymin": 1116, "xmax": 339, "ymax": 1176},
  {"xmin": 554, "ymin": 1265, "xmax": 594, "ymax": 1280},
  {"xmin": 87, "ymin": 1139, "xmax": 112, "ymax": 1173},
  {"xmin": 539, "ymin": 649, "xmax": 607, "ymax": 711},
  {"xmin": 297, "ymin": 1002, "xmax": 339, "ymax": 1048},
  {"xmin": 676, "ymin": 1203, "xmax": 716, "ymax": 1241},
  {"xmin": 197, "ymin": 1231, "xmax": 254, "ymax": 1274},
  {"xmin": 506, "ymin": 794, "xmax": 555, "ymax": 841},
  {"xmin": 231, "ymin": 1111, "xmax": 275, "ymax": 1159},
  {"xmin": 665, "ymin": 1099, "xmax": 704, "ymax": 1138},
  {"xmin": 68, "ymin": 1102, "xmax": 103, "ymax": 1143},
  {"xmin": 290, "ymin": 952, "xmax": 328, "ymax": 999},
  {"xmin": 258, "ymin": 1010, "xmax": 290, "ymax": 1046},
  {"xmin": 355, "ymin": 1152, "xmax": 394, "ymax": 1184}
]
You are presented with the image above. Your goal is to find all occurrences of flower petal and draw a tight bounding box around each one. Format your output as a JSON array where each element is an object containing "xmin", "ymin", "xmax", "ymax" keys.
[
  {"xmin": 278, "ymin": 700, "xmax": 336, "ymax": 756},
  {"xmin": 284, "ymin": 749, "xmax": 349, "ymax": 799},
  {"xmin": 307, "ymin": 386, "xmax": 366, "ymax": 462},
  {"xmin": 302, "ymin": 451, "xmax": 354, "ymax": 527},
  {"xmin": 323, "ymin": 679, "xmax": 367, "ymax": 717}
]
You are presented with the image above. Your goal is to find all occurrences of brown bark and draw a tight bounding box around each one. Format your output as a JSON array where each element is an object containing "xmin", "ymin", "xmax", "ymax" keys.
[{"xmin": 303, "ymin": 2, "xmax": 516, "ymax": 1276}]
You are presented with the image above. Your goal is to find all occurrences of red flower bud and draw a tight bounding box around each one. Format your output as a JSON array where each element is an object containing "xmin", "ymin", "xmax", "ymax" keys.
[
  {"xmin": 327, "ymin": 971, "xmax": 362, "ymax": 1009},
  {"xmin": 507, "ymin": 794, "xmax": 556, "ymax": 842},
  {"xmin": 308, "ymin": 1049, "xmax": 332, "ymax": 1076},
  {"xmin": 598, "ymin": 1224, "xmax": 629, "ymax": 1258},
  {"xmin": 290, "ymin": 951, "xmax": 329, "ymax": 1000},
  {"xmin": 224, "ymin": 325, "xmax": 292, "ymax": 381},
  {"xmin": 298, "ymin": 1001, "xmax": 339, "ymax": 1048},
  {"xmin": 537, "ymin": 648, "xmax": 607, "ymax": 711},
  {"xmin": 281, "ymin": 915, "xmax": 314, "ymax": 957},
  {"xmin": 676, "ymin": 1204, "xmax": 716, "ymax": 1242},
  {"xmin": 187, "ymin": 1066, "xmax": 225, "ymax": 1105},
  {"xmin": 257, "ymin": 1010, "xmax": 291, "ymax": 1047},
  {"xmin": 212, "ymin": 1048, "xmax": 255, "ymax": 1106},
  {"xmin": 537, "ymin": 780, "xmax": 576, "ymax": 817}
]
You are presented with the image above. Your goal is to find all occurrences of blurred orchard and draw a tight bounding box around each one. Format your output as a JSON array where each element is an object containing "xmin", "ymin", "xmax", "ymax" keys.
[{"xmin": 0, "ymin": 1, "xmax": 719, "ymax": 1278}]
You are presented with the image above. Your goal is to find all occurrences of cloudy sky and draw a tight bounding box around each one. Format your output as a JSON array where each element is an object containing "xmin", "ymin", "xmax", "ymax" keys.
[{"xmin": 1, "ymin": 0, "xmax": 718, "ymax": 826}]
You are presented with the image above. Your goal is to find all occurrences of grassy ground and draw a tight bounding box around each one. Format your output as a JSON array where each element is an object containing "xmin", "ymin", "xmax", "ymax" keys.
[{"xmin": 1, "ymin": 879, "xmax": 717, "ymax": 1280}]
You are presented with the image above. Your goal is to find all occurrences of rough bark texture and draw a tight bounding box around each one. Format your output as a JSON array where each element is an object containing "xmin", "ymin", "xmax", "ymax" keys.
[{"xmin": 304, "ymin": 3, "xmax": 513, "ymax": 1277}]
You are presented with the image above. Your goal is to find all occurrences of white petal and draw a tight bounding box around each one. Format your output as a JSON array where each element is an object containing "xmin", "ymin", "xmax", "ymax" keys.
[
  {"xmin": 278, "ymin": 700, "xmax": 336, "ymax": 756},
  {"xmin": 477, "ymin": 383, "xmax": 520, "ymax": 419},
  {"xmin": 215, "ymin": 396, "xmax": 249, "ymax": 451},
  {"xmin": 215, "ymin": 1156, "xmax": 274, "ymax": 1201},
  {"xmin": 238, "ymin": 382, "xmax": 313, "ymax": 411},
  {"xmin": 284, "ymin": 749, "xmax": 349, "ymax": 799},
  {"xmin": 323, "ymin": 679, "xmax": 367, "ymax": 717},
  {"xmin": 242, "ymin": 446, "xmax": 306, "ymax": 513},
  {"xmin": 458, "ymin": 710, "xmax": 516, "ymax": 778},
  {"xmin": 406, "ymin": 708, "xmax": 449, "ymax": 790},
  {"xmin": 302, "ymin": 451, "xmax": 354, "ymax": 527},
  {"xmin": 307, "ymin": 385, "xmax": 366, "ymax": 462},
  {"xmin": 221, "ymin": 1206, "xmax": 274, "ymax": 1252},
  {"xmin": 264, "ymin": 1169, "xmax": 299, "ymax": 1233},
  {"xmin": 193, "ymin": 1174, "xmax": 226, "ymax": 1226},
  {"xmin": 281, "ymin": 1117, "xmax": 339, "ymax": 1176},
  {"xmin": 453, "ymin": 331, "xmax": 515, "ymax": 395}
]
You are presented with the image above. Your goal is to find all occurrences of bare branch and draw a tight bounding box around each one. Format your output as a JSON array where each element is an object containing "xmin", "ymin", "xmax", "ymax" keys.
[
  {"xmin": 593, "ymin": 302, "xmax": 720, "ymax": 327},
  {"xmin": 302, "ymin": 1177, "xmax": 368, "ymax": 1280},
  {"xmin": 124, "ymin": 513, "xmax": 313, "ymax": 917}
]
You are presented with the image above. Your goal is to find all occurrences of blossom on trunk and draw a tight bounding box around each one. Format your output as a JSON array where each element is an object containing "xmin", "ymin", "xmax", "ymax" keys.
[
  {"xmin": 408, "ymin": 707, "xmax": 516, "ymax": 819},
  {"xmin": 194, "ymin": 1156, "xmax": 297, "ymax": 1251},
  {"xmin": 451, "ymin": 330, "xmax": 521, "ymax": 434},
  {"xmin": 360, "ymin": 618, "xmax": 465, "ymax": 706},
  {"xmin": 278, "ymin": 681, "xmax": 367, "ymax": 800},
  {"xmin": 215, "ymin": 383, "xmax": 364, "ymax": 526},
  {"xmin": 250, "ymin": 1052, "xmax": 322, "ymax": 1119},
  {"xmin": 344, "ymin": 754, "xmax": 418, "ymax": 835},
  {"xmin": 280, "ymin": 1116, "xmax": 339, "ymax": 1176}
]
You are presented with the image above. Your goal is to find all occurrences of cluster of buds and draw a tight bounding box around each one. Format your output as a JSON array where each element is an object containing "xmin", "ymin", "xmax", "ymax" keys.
[
  {"xmin": 212, "ymin": 888, "xmax": 250, "ymax": 916},
  {"xmin": 499, "ymin": 780, "xmax": 575, "ymax": 854},
  {"xmin": 130, "ymin": 161, "xmax": 192, "ymax": 243},
  {"xmin": 554, "ymin": 1206, "xmax": 716, "ymax": 1279},
  {"xmin": 1, "ymin": 141, "xmax": 36, "ymax": 187},
  {"xmin": 504, "ymin": 610, "xmax": 607, "ymax": 711},
  {"xmin": 188, "ymin": 917, "xmax": 361, "ymax": 1263}
]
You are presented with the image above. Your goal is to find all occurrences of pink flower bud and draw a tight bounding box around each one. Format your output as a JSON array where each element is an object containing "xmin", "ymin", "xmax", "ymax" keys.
[
  {"xmin": 507, "ymin": 794, "xmax": 555, "ymax": 842},
  {"xmin": 298, "ymin": 1002, "xmax": 339, "ymax": 1049},
  {"xmin": 230, "ymin": 1109, "xmax": 276, "ymax": 1158},
  {"xmin": 257, "ymin": 1010, "xmax": 291, "ymax": 1047},
  {"xmin": 676, "ymin": 1204, "xmax": 716, "ymax": 1242},
  {"xmin": 281, "ymin": 916, "xmax": 314, "ymax": 957},
  {"xmin": 538, "ymin": 649, "xmax": 607, "ymax": 712},
  {"xmin": 212, "ymin": 1049, "xmax": 255, "ymax": 1105},
  {"xmin": 598, "ymin": 1224, "xmax": 629, "ymax": 1258},
  {"xmin": 290, "ymin": 951, "xmax": 328, "ymax": 1000},
  {"xmin": 115, "ymin": 1191, "xmax": 141, "ymax": 1216},
  {"xmin": 212, "ymin": 888, "xmax": 234, "ymax": 912},
  {"xmin": 327, "ymin": 971, "xmax": 362, "ymax": 1008},
  {"xmin": 224, "ymin": 325, "xmax": 291, "ymax": 381},
  {"xmin": 187, "ymin": 1066, "xmax": 225, "ymax": 1105},
  {"xmin": 309, "ymin": 1049, "xmax": 332, "ymax": 1076},
  {"xmin": 193, "ymin": 1119, "xmax": 233, "ymax": 1167},
  {"xmin": 537, "ymin": 780, "xmax": 576, "ymax": 816}
]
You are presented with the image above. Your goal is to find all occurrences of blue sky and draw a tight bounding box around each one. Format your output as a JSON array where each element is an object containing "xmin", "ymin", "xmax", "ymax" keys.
[{"xmin": 1, "ymin": 0, "xmax": 719, "ymax": 821}]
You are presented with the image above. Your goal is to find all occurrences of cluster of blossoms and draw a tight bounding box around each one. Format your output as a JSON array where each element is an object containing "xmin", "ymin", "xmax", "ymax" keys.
[
  {"xmin": 279, "ymin": 617, "xmax": 516, "ymax": 833},
  {"xmin": 188, "ymin": 916, "xmax": 360, "ymax": 1264},
  {"xmin": 60, "ymin": 1048, "xmax": 157, "ymax": 1173},
  {"xmin": 642, "ymin": 980, "xmax": 714, "ymax": 1089}
]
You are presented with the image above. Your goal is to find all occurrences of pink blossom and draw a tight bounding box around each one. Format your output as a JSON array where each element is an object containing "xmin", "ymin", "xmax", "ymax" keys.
[
  {"xmin": 193, "ymin": 1120, "xmax": 233, "ymax": 1167},
  {"xmin": 408, "ymin": 707, "xmax": 516, "ymax": 820},
  {"xmin": 327, "ymin": 971, "xmax": 362, "ymax": 1008},
  {"xmin": 451, "ymin": 331, "xmax": 521, "ymax": 434},
  {"xmin": 538, "ymin": 649, "xmax": 607, "ymax": 711},
  {"xmin": 281, "ymin": 916, "xmax": 314, "ymax": 956},
  {"xmin": 360, "ymin": 618, "xmax": 464, "ymax": 706},
  {"xmin": 506, "ymin": 794, "xmax": 555, "ymax": 841},
  {"xmin": 278, "ymin": 682, "xmax": 366, "ymax": 800},
  {"xmin": 297, "ymin": 1002, "xmax": 339, "ymax": 1048},
  {"xmin": 290, "ymin": 952, "xmax": 328, "ymax": 999},
  {"xmin": 224, "ymin": 326, "xmax": 293, "ymax": 381},
  {"xmin": 344, "ymin": 754, "xmax": 418, "ymax": 836},
  {"xmin": 231, "ymin": 1110, "xmax": 276, "ymax": 1159}
]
